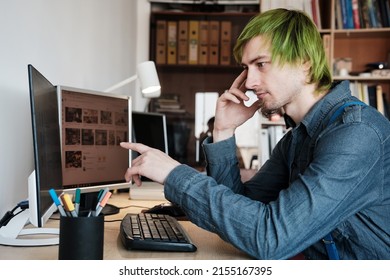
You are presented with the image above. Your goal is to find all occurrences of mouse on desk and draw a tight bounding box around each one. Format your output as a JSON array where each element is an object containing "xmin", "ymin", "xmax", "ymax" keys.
[{"xmin": 143, "ymin": 202, "xmax": 187, "ymax": 220}]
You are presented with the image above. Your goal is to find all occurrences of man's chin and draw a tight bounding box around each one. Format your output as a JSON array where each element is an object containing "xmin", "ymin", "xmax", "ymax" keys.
[{"xmin": 260, "ymin": 107, "xmax": 283, "ymax": 118}]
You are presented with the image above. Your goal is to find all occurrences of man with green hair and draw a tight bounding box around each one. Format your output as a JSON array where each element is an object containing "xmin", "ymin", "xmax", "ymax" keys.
[{"xmin": 121, "ymin": 9, "xmax": 390, "ymax": 259}]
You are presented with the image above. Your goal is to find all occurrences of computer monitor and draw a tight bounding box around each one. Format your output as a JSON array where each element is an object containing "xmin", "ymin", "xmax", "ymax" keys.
[
  {"xmin": 131, "ymin": 111, "xmax": 168, "ymax": 182},
  {"xmin": 58, "ymin": 85, "xmax": 131, "ymax": 213},
  {"xmin": 0, "ymin": 65, "xmax": 131, "ymax": 247},
  {"xmin": 132, "ymin": 111, "xmax": 168, "ymax": 153}
]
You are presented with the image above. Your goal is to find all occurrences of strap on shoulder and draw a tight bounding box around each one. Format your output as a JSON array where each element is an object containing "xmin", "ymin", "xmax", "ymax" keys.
[{"xmin": 327, "ymin": 100, "xmax": 367, "ymax": 126}]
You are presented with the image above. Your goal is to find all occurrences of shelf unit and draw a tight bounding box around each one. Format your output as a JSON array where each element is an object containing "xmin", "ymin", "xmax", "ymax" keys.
[
  {"xmin": 329, "ymin": 0, "xmax": 390, "ymax": 97},
  {"xmin": 148, "ymin": 0, "xmax": 390, "ymax": 167},
  {"xmin": 149, "ymin": 3, "xmax": 259, "ymax": 166}
]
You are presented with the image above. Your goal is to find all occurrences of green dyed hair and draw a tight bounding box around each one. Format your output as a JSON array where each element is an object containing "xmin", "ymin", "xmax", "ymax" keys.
[{"xmin": 233, "ymin": 9, "xmax": 332, "ymax": 92}]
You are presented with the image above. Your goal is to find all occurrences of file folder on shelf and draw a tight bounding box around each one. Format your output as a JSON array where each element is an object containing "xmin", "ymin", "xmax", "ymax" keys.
[
  {"xmin": 156, "ymin": 20, "xmax": 167, "ymax": 64},
  {"xmin": 220, "ymin": 21, "xmax": 232, "ymax": 66},
  {"xmin": 198, "ymin": 21, "xmax": 209, "ymax": 65},
  {"xmin": 188, "ymin": 20, "xmax": 199, "ymax": 65},
  {"xmin": 178, "ymin": 20, "xmax": 189, "ymax": 65},
  {"xmin": 209, "ymin": 20, "xmax": 220, "ymax": 65},
  {"xmin": 167, "ymin": 21, "xmax": 177, "ymax": 65}
]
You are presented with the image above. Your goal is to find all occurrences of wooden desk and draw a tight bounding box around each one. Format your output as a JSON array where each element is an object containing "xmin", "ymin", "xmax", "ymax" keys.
[{"xmin": 0, "ymin": 192, "xmax": 252, "ymax": 260}]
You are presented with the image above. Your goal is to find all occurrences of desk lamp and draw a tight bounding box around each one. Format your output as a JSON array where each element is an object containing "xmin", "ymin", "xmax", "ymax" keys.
[{"xmin": 104, "ymin": 61, "xmax": 161, "ymax": 98}]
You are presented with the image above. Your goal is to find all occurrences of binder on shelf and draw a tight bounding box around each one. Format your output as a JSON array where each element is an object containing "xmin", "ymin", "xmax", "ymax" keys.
[
  {"xmin": 209, "ymin": 20, "xmax": 220, "ymax": 65},
  {"xmin": 188, "ymin": 20, "xmax": 199, "ymax": 65},
  {"xmin": 156, "ymin": 20, "xmax": 167, "ymax": 64},
  {"xmin": 167, "ymin": 21, "xmax": 177, "ymax": 64},
  {"xmin": 220, "ymin": 21, "xmax": 232, "ymax": 66},
  {"xmin": 178, "ymin": 20, "xmax": 189, "ymax": 65},
  {"xmin": 198, "ymin": 21, "xmax": 209, "ymax": 65}
]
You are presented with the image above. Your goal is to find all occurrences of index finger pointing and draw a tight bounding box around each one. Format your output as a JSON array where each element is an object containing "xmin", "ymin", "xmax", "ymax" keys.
[{"xmin": 120, "ymin": 142, "xmax": 150, "ymax": 154}]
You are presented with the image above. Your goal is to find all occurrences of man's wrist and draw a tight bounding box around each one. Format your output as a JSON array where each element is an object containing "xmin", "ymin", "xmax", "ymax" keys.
[{"xmin": 212, "ymin": 128, "xmax": 235, "ymax": 143}]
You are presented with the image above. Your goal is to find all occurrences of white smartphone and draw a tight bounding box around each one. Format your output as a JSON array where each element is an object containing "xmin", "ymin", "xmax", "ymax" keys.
[{"xmin": 243, "ymin": 90, "xmax": 258, "ymax": 107}]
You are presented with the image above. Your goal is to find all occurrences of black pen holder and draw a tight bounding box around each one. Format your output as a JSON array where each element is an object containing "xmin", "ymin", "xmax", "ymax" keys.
[{"xmin": 58, "ymin": 215, "xmax": 104, "ymax": 260}]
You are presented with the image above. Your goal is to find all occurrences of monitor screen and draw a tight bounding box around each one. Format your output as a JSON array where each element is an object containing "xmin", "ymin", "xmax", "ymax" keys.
[
  {"xmin": 132, "ymin": 111, "xmax": 168, "ymax": 154},
  {"xmin": 59, "ymin": 86, "xmax": 130, "ymax": 189}
]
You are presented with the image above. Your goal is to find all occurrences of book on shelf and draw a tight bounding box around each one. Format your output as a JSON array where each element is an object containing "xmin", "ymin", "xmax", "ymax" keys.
[
  {"xmin": 352, "ymin": 0, "xmax": 361, "ymax": 28},
  {"xmin": 150, "ymin": 94, "xmax": 187, "ymax": 114}
]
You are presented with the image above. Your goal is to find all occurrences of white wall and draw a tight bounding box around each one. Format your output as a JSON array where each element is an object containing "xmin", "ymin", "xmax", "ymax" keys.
[{"xmin": 0, "ymin": 0, "xmax": 150, "ymax": 217}]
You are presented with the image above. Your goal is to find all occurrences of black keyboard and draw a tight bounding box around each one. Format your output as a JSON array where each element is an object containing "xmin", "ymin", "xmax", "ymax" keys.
[{"xmin": 120, "ymin": 213, "xmax": 197, "ymax": 252}]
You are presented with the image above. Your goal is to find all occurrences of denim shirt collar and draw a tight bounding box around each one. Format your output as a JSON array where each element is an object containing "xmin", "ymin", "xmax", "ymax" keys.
[{"xmin": 285, "ymin": 80, "xmax": 351, "ymax": 137}]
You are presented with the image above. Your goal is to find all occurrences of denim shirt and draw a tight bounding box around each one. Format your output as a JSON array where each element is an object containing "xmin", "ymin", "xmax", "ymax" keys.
[{"xmin": 164, "ymin": 81, "xmax": 390, "ymax": 259}]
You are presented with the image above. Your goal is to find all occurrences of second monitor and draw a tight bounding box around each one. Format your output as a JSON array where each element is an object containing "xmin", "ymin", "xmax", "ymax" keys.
[
  {"xmin": 131, "ymin": 111, "xmax": 169, "ymax": 155},
  {"xmin": 131, "ymin": 111, "xmax": 168, "ymax": 185}
]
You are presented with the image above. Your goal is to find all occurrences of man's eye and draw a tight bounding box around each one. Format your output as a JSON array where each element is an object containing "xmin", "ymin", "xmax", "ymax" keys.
[{"xmin": 257, "ymin": 62, "xmax": 269, "ymax": 68}]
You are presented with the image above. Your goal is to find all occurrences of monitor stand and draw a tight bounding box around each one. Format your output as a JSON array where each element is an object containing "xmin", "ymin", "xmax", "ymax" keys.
[
  {"xmin": 0, "ymin": 171, "xmax": 59, "ymax": 247},
  {"xmin": 0, "ymin": 210, "xmax": 59, "ymax": 247}
]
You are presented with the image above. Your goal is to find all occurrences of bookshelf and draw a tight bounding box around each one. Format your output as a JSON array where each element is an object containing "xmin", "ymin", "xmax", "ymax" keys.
[
  {"xmin": 148, "ymin": 0, "xmax": 390, "ymax": 167},
  {"xmin": 330, "ymin": 0, "xmax": 390, "ymax": 118},
  {"xmin": 149, "ymin": 2, "xmax": 259, "ymax": 166}
]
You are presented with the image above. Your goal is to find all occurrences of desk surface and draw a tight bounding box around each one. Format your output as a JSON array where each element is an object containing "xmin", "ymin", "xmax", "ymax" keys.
[{"xmin": 0, "ymin": 192, "xmax": 252, "ymax": 260}]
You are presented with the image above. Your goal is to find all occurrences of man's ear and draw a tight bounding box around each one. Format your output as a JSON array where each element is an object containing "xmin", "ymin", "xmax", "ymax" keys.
[{"xmin": 302, "ymin": 60, "xmax": 312, "ymax": 72}]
